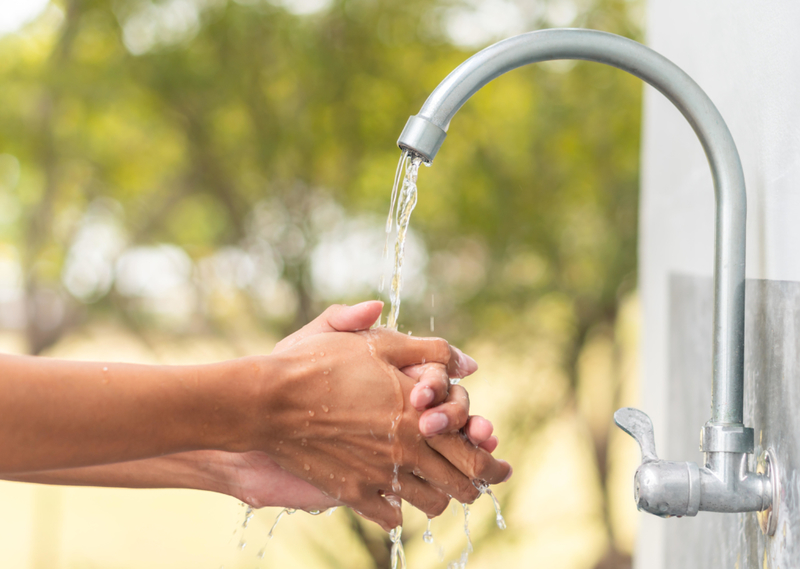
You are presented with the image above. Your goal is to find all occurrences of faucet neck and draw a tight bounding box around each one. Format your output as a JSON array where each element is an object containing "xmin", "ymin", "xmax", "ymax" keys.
[{"xmin": 398, "ymin": 29, "xmax": 748, "ymax": 441}]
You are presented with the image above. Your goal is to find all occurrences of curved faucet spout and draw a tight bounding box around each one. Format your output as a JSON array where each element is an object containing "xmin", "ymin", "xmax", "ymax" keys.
[{"xmin": 397, "ymin": 28, "xmax": 746, "ymax": 437}]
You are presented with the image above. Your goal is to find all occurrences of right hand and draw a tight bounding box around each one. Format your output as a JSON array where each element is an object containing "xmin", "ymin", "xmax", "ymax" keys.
[{"xmin": 254, "ymin": 326, "xmax": 510, "ymax": 531}]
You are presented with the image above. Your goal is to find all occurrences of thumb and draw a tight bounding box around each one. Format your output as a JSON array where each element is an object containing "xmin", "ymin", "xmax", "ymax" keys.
[
  {"xmin": 327, "ymin": 300, "xmax": 384, "ymax": 332},
  {"xmin": 272, "ymin": 301, "xmax": 384, "ymax": 353}
]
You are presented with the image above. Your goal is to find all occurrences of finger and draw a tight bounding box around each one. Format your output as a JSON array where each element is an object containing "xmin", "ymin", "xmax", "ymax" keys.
[
  {"xmin": 413, "ymin": 445, "xmax": 481, "ymax": 504},
  {"xmin": 478, "ymin": 436, "xmax": 498, "ymax": 454},
  {"xmin": 273, "ymin": 301, "xmax": 383, "ymax": 353},
  {"xmin": 448, "ymin": 345, "xmax": 478, "ymax": 379},
  {"xmin": 426, "ymin": 432, "xmax": 511, "ymax": 485},
  {"xmin": 419, "ymin": 385, "xmax": 470, "ymax": 437},
  {"xmin": 374, "ymin": 333, "xmax": 453, "ymax": 370},
  {"xmin": 464, "ymin": 416, "xmax": 493, "ymax": 446},
  {"xmin": 353, "ymin": 491, "xmax": 403, "ymax": 532},
  {"xmin": 404, "ymin": 363, "xmax": 449, "ymax": 409},
  {"xmin": 327, "ymin": 300, "xmax": 384, "ymax": 332},
  {"xmin": 395, "ymin": 473, "xmax": 450, "ymax": 518}
]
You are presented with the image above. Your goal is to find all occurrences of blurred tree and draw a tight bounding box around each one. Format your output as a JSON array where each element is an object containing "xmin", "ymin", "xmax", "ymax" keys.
[{"xmin": 0, "ymin": 0, "xmax": 641, "ymax": 567}]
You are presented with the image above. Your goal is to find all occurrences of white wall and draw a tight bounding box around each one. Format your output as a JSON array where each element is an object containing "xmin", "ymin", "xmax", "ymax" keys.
[{"xmin": 639, "ymin": 2, "xmax": 800, "ymax": 567}]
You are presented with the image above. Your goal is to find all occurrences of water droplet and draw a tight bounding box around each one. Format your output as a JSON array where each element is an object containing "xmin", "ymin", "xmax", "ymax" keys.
[
  {"xmin": 320, "ymin": 352, "xmax": 325, "ymax": 357},
  {"xmin": 341, "ymin": 477, "xmax": 346, "ymax": 482},
  {"xmin": 308, "ymin": 410, "xmax": 315, "ymax": 417},
  {"xmin": 329, "ymin": 473, "xmax": 334, "ymax": 479},
  {"xmin": 102, "ymin": 367, "xmax": 108, "ymax": 372},
  {"xmin": 304, "ymin": 421, "xmax": 309, "ymax": 427},
  {"xmin": 321, "ymin": 405, "xmax": 329, "ymax": 413},
  {"xmin": 323, "ymin": 370, "xmax": 329, "ymax": 375},
  {"xmin": 423, "ymin": 518, "xmax": 433, "ymax": 543},
  {"xmin": 303, "ymin": 464, "xmax": 310, "ymax": 471},
  {"xmin": 301, "ymin": 438, "xmax": 308, "ymax": 446}
]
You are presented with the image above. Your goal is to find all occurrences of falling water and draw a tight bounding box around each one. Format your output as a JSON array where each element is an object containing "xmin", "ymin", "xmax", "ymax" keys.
[
  {"xmin": 447, "ymin": 504, "xmax": 474, "ymax": 569},
  {"xmin": 256, "ymin": 508, "xmax": 296, "ymax": 559},
  {"xmin": 422, "ymin": 518, "xmax": 433, "ymax": 544},
  {"xmin": 237, "ymin": 505, "xmax": 255, "ymax": 549},
  {"xmin": 474, "ymin": 480, "xmax": 506, "ymax": 530},
  {"xmin": 386, "ymin": 153, "xmax": 423, "ymax": 331},
  {"xmin": 389, "ymin": 525, "xmax": 407, "ymax": 569}
]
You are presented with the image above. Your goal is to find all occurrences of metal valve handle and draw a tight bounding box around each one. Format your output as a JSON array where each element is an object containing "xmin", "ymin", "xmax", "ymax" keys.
[{"xmin": 613, "ymin": 407, "xmax": 658, "ymax": 462}]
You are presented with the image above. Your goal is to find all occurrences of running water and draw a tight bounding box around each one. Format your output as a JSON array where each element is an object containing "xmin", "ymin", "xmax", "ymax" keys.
[
  {"xmin": 422, "ymin": 518, "xmax": 433, "ymax": 544},
  {"xmin": 389, "ymin": 525, "xmax": 407, "ymax": 569},
  {"xmin": 256, "ymin": 508, "xmax": 297, "ymax": 559},
  {"xmin": 237, "ymin": 505, "xmax": 255, "ymax": 549},
  {"xmin": 385, "ymin": 152, "xmax": 423, "ymax": 331},
  {"xmin": 447, "ymin": 503, "xmax": 474, "ymax": 569},
  {"xmin": 474, "ymin": 480, "xmax": 506, "ymax": 530}
]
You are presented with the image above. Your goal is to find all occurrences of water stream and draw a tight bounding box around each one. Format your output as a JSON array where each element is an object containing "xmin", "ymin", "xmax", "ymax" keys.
[
  {"xmin": 256, "ymin": 508, "xmax": 296, "ymax": 560},
  {"xmin": 380, "ymin": 150, "xmax": 508, "ymax": 569},
  {"xmin": 385, "ymin": 152, "xmax": 423, "ymax": 331}
]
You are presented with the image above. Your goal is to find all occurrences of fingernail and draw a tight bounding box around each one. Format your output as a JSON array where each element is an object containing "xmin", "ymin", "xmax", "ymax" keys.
[
  {"xmin": 502, "ymin": 463, "xmax": 513, "ymax": 483},
  {"xmin": 422, "ymin": 412, "xmax": 449, "ymax": 436},
  {"xmin": 453, "ymin": 347, "xmax": 478, "ymax": 375},
  {"xmin": 412, "ymin": 386, "xmax": 435, "ymax": 408}
]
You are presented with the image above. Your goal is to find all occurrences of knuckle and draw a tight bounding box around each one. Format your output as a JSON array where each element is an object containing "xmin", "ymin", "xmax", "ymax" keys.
[
  {"xmin": 322, "ymin": 304, "xmax": 344, "ymax": 318},
  {"xmin": 424, "ymin": 491, "xmax": 450, "ymax": 517},
  {"xmin": 453, "ymin": 479, "xmax": 480, "ymax": 504},
  {"xmin": 430, "ymin": 338, "xmax": 451, "ymax": 363}
]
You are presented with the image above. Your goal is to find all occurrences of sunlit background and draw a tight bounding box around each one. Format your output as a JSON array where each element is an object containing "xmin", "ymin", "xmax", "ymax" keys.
[{"xmin": 0, "ymin": 0, "xmax": 643, "ymax": 567}]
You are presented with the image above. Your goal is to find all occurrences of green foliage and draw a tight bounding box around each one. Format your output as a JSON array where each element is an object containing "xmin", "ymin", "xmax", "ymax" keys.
[{"xmin": 0, "ymin": 0, "xmax": 641, "ymax": 353}]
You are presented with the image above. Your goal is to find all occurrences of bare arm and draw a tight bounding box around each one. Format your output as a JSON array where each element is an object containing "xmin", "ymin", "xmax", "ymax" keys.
[{"xmin": 0, "ymin": 301, "xmax": 511, "ymax": 530}]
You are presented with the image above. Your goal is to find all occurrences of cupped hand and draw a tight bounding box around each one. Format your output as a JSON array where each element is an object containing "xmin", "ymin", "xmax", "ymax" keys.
[{"xmin": 258, "ymin": 327, "xmax": 510, "ymax": 531}]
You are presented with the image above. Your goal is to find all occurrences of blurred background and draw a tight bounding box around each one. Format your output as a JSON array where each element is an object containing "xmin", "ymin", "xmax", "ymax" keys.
[{"xmin": 0, "ymin": 0, "xmax": 643, "ymax": 567}]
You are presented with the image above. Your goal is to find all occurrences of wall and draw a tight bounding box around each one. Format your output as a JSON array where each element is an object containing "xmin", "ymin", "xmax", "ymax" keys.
[{"xmin": 638, "ymin": 2, "xmax": 800, "ymax": 567}]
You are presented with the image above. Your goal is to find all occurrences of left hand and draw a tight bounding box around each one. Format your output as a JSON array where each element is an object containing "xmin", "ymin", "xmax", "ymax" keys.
[{"xmin": 219, "ymin": 300, "xmax": 498, "ymax": 512}]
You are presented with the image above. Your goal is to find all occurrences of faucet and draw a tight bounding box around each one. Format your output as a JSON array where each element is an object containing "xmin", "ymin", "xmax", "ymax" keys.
[{"xmin": 396, "ymin": 28, "xmax": 778, "ymax": 532}]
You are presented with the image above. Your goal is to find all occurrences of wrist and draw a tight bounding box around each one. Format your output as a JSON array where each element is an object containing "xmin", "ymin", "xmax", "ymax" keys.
[{"xmin": 203, "ymin": 355, "xmax": 283, "ymax": 454}]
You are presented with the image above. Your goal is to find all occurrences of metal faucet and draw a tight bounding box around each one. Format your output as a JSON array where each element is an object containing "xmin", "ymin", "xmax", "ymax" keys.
[{"xmin": 396, "ymin": 28, "xmax": 778, "ymax": 531}]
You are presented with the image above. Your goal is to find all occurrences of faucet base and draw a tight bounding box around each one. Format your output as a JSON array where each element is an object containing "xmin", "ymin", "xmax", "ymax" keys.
[{"xmin": 757, "ymin": 449, "xmax": 779, "ymax": 536}]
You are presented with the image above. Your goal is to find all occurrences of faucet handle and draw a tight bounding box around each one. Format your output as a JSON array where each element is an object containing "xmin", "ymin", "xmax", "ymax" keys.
[{"xmin": 614, "ymin": 407, "xmax": 658, "ymax": 462}]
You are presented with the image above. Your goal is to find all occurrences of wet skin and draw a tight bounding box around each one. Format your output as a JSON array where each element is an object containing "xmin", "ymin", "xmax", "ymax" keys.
[{"xmin": 0, "ymin": 301, "xmax": 511, "ymax": 531}]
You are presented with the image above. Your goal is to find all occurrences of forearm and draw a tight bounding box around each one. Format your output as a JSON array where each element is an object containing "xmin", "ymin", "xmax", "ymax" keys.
[
  {"xmin": 0, "ymin": 452, "xmax": 224, "ymax": 493},
  {"xmin": 0, "ymin": 353, "xmax": 261, "ymax": 474}
]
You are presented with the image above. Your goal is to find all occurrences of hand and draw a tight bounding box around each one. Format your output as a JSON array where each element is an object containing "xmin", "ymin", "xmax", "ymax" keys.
[
  {"xmin": 255, "ymin": 327, "xmax": 511, "ymax": 530},
  {"xmin": 274, "ymin": 301, "xmax": 492, "ymax": 439},
  {"xmin": 256, "ymin": 301, "xmax": 502, "ymax": 516}
]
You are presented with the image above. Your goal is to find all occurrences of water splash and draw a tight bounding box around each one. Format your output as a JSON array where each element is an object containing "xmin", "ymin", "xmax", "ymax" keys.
[
  {"xmin": 389, "ymin": 525, "xmax": 407, "ymax": 569},
  {"xmin": 386, "ymin": 154, "xmax": 423, "ymax": 331},
  {"xmin": 256, "ymin": 508, "xmax": 296, "ymax": 559}
]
